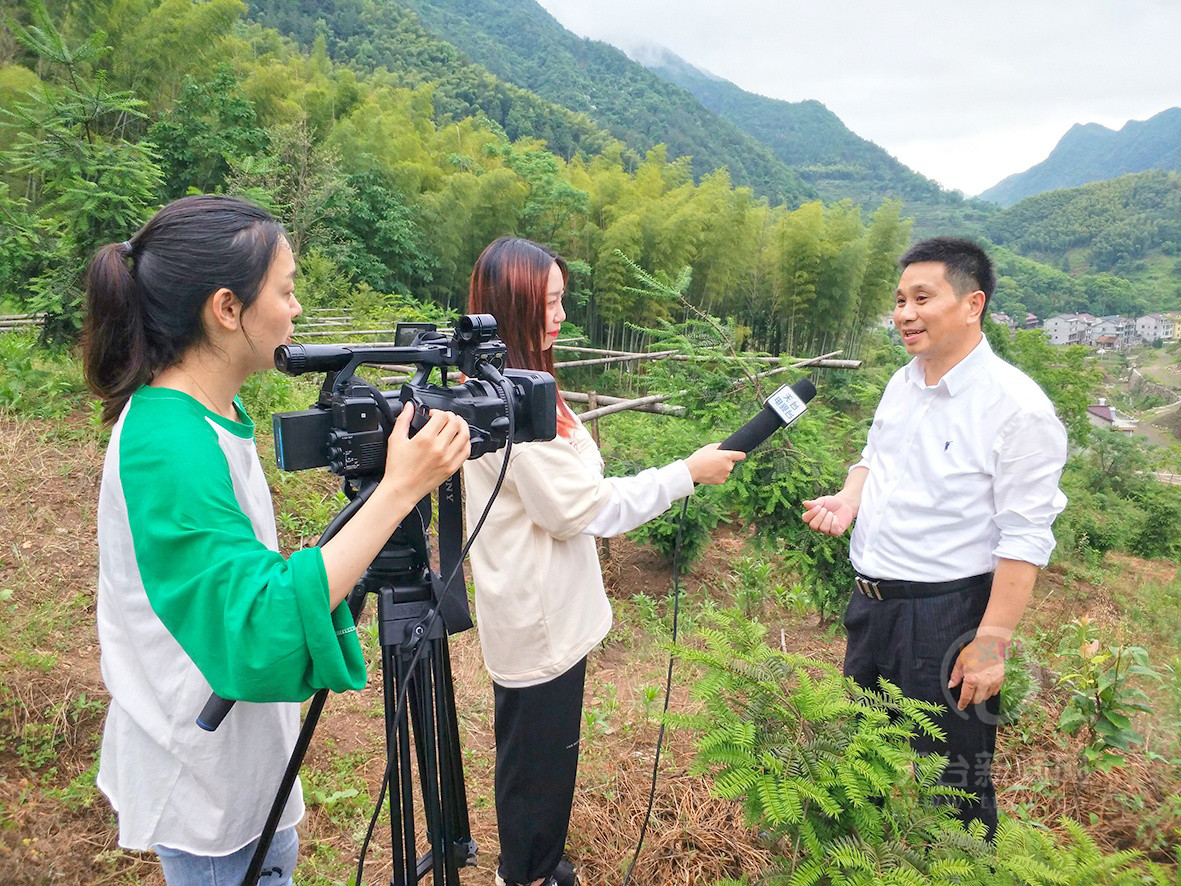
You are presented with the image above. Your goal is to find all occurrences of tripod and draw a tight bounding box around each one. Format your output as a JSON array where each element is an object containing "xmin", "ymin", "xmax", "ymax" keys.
[
  {"xmin": 238, "ymin": 474, "xmax": 477, "ymax": 886},
  {"xmin": 363, "ymin": 492, "xmax": 477, "ymax": 885}
]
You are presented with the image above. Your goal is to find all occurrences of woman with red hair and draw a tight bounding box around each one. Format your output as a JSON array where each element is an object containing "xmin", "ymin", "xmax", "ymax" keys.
[{"xmin": 464, "ymin": 237, "xmax": 744, "ymax": 886}]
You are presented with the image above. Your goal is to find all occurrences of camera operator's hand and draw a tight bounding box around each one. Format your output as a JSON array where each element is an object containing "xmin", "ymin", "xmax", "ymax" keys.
[
  {"xmin": 684, "ymin": 443, "xmax": 746, "ymax": 485},
  {"xmin": 320, "ymin": 406, "xmax": 469, "ymax": 608},
  {"xmin": 384, "ymin": 404, "xmax": 470, "ymax": 496}
]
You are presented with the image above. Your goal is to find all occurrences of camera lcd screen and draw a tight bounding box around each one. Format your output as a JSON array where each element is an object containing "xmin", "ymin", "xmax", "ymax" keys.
[{"xmin": 394, "ymin": 322, "xmax": 436, "ymax": 348}]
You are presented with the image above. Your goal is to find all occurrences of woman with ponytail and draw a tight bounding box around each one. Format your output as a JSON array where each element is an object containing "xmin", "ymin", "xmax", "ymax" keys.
[
  {"xmin": 85, "ymin": 195, "xmax": 470, "ymax": 884},
  {"xmin": 463, "ymin": 237, "xmax": 745, "ymax": 886}
]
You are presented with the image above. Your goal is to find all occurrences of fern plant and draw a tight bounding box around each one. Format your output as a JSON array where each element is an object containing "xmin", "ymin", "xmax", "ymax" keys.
[
  {"xmin": 990, "ymin": 817, "xmax": 1173, "ymax": 886},
  {"xmin": 679, "ymin": 609, "xmax": 995, "ymax": 884},
  {"xmin": 684, "ymin": 609, "xmax": 1174, "ymax": 885}
]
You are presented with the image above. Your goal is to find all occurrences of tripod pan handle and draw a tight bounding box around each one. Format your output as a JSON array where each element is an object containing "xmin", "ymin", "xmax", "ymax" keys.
[{"xmin": 196, "ymin": 693, "xmax": 235, "ymax": 731}]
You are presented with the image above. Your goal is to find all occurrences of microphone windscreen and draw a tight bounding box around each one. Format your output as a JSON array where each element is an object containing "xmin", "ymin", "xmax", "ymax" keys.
[
  {"xmin": 719, "ymin": 406, "xmax": 781, "ymax": 453},
  {"xmin": 719, "ymin": 378, "xmax": 815, "ymax": 453}
]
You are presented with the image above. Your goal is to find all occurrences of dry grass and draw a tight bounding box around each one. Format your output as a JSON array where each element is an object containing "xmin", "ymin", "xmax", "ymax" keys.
[{"xmin": 1, "ymin": 410, "xmax": 1179, "ymax": 884}]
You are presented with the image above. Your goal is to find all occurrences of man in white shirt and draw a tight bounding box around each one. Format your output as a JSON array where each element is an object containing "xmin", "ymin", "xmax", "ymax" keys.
[{"xmin": 801, "ymin": 237, "xmax": 1068, "ymax": 838}]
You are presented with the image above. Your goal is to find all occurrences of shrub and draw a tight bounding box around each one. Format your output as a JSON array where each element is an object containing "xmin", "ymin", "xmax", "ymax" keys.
[
  {"xmin": 689, "ymin": 610, "xmax": 1174, "ymax": 885},
  {"xmin": 681, "ymin": 609, "xmax": 995, "ymax": 884},
  {"xmin": 0, "ymin": 332, "xmax": 90, "ymax": 418},
  {"xmin": 1054, "ymin": 617, "xmax": 1162, "ymax": 771}
]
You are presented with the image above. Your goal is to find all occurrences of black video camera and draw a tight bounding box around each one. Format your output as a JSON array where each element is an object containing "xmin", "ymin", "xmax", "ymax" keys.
[{"xmin": 271, "ymin": 314, "xmax": 557, "ymax": 477}]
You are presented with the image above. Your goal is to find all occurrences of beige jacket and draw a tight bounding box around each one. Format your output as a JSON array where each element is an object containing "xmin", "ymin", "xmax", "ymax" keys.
[
  {"xmin": 464, "ymin": 413, "xmax": 695, "ymax": 686},
  {"xmin": 463, "ymin": 421, "xmax": 615, "ymax": 687}
]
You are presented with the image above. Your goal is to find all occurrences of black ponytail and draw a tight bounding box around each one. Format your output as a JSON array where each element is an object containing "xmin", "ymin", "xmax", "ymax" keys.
[
  {"xmin": 82, "ymin": 195, "xmax": 287, "ymax": 425},
  {"xmin": 83, "ymin": 241, "xmax": 151, "ymax": 424}
]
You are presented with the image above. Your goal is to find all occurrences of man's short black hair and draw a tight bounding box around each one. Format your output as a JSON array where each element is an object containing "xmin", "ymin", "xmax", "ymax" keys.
[{"xmin": 899, "ymin": 237, "xmax": 996, "ymax": 311}]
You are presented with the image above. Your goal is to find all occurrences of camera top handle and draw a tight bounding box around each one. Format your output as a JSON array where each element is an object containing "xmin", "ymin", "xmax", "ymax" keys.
[{"xmin": 274, "ymin": 313, "xmax": 505, "ymax": 387}]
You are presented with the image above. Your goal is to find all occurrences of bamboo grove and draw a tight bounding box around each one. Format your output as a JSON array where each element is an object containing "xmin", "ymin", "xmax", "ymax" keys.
[{"xmin": 0, "ymin": 1, "xmax": 910, "ymax": 358}]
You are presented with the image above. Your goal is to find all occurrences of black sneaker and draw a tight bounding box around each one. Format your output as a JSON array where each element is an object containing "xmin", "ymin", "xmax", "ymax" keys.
[
  {"xmin": 550, "ymin": 858, "xmax": 579, "ymax": 886},
  {"xmin": 495, "ymin": 857, "xmax": 579, "ymax": 886}
]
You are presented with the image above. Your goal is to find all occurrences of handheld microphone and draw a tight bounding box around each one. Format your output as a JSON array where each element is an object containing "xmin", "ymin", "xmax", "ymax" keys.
[{"xmin": 720, "ymin": 378, "xmax": 816, "ymax": 452}]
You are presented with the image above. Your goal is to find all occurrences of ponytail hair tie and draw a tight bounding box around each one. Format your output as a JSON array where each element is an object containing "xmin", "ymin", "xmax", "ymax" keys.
[{"xmin": 122, "ymin": 241, "xmax": 134, "ymax": 254}]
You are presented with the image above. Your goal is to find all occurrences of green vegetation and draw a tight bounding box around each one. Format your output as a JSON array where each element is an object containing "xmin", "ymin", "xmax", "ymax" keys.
[
  {"xmin": 258, "ymin": 0, "xmax": 814, "ymax": 206},
  {"xmin": 685, "ymin": 611, "xmax": 1174, "ymax": 885},
  {"xmin": 3, "ymin": 2, "xmax": 903, "ymax": 359},
  {"xmin": 4, "ymin": 1, "xmax": 1181, "ymax": 881},
  {"xmin": 1054, "ymin": 617, "xmax": 1163, "ymax": 772},
  {"xmin": 986, "ymin": 171, "xmax": 1181, "ymax": 316}
]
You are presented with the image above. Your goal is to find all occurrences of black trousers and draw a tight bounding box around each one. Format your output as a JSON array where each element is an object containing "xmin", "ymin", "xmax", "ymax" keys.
[
  {"xmin": 493, "ymin": 658, "xmax": 587, "ymax": 884},
  {"xmin": 843, "ymin": 574, "xmax": 999, "ymax": 839}
]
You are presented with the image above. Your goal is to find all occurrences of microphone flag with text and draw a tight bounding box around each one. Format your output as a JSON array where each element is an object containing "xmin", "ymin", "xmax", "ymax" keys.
[{"xmin": 719, "ymin": 378, "xmax": 816, "ymax": 453}]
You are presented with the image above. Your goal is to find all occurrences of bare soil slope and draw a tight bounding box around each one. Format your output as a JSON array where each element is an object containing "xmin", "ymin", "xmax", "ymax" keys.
[{"xmin": 0, "ymin": 413, "xmax": 1176, "ymax": 884}]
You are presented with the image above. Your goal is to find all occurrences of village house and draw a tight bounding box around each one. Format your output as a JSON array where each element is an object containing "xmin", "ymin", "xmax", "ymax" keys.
[
  {"xmin": 1087, "ymin": 398, "xmax": 1138, "ymax": 432},
  {"xmin": 1042, "ymin": 313, "xmax": 1093, "ymax": 345},
  {"xmin": 1135, "ymin": 313, "xmax": 1173, "ymax": 344}
]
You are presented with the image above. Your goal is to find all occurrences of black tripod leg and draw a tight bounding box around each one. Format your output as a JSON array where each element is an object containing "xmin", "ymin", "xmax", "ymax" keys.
[
  {"xmin": 433, "ymin": 638, "xmax": 475, "ymax": 869},
  {"xmin": 409, "ymin": 642, "xmax": 451, "ymax": 884},
  {"xmin": 383, "ymin": 634, "xmax": 418, "ymax": 886}
]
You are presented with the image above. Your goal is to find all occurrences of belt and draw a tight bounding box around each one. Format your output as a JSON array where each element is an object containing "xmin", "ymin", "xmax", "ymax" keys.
[{"xmin": 853, "ymin": 572, "xmax": 992, "ymax": 601}]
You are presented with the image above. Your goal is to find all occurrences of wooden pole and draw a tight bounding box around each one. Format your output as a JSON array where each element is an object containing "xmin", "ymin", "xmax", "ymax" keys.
[
  {"xmin": 586, "ymin": 390, "xmax": 600, "ymax": 445},
  {"xmin": 561, "ymin": 391, "xmax": 684, "ymax": 416},
  {"xmin": 579, "ymin": 394, "xmax": 680, "ymax": 422},
  {"xmin": 554, "ymin": 351, "xmax": 678, "ymax": 369},
  {"xmin": 586, "ymin": 391, "xmax": 610, "ymax": 562}
]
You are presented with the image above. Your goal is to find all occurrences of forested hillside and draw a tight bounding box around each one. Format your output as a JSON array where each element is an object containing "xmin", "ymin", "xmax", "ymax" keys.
[
  {"xmin": 248, "ymin": 0, "xmax": 815, "ymax": 206},
  {"xmin": 0, "ymin": 0, "xmax": 900, "ymax": 360},
  {"xmin": 242, "ymin": 0, "xmax": 617, "ymax": 162},
  {"xmin": 979, "ymin": 107, "xmax": 1181, "ymax": 206},
  {"xmin": 2, "ymin": 0, "xmax": 1175, "ymax": 350},
  {"xmin": 987, "ymin": 170, "xmax": 1181, "ymax": 273},
  {"xmin": 984, "ymin": 171, "xmax": 1181, "ymax": 317}
]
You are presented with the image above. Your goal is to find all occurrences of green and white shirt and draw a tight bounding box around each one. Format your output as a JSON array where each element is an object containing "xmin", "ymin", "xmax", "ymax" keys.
[{"xmin": 95, "ymin": 386, "xmax": 366, "ymax": 854}]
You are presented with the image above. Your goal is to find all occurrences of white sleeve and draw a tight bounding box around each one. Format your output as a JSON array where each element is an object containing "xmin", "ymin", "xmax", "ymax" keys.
[
  {"xmin": 991, "ymin": 407, "xmax": 1069, "ymax": 566},
  {"xmin": 581, "ymin": 460, "xmax": 695, "ymax": 538}
]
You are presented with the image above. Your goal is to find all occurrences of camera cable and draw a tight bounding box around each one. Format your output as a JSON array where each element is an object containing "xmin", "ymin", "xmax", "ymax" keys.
[{"xmin": 620, "ymin": 495, "xmax": 689, "ymax": 886}]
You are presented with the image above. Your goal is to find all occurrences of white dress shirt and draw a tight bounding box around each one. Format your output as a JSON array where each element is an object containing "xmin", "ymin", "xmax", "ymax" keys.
[{"xmin": 850, "ymin": 336, "xmax": 1068, "ymax": 582}]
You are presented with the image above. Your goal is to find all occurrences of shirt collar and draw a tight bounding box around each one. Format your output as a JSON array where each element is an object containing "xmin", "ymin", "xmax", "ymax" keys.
[{"xmin": 904, "ymin": 333, "xmax": 993, "ymax": 396}]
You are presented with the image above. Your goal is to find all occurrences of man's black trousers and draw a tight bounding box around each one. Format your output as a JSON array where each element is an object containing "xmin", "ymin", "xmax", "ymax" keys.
[
  {"xmin": 492, "ymin": 657, "xmax": 586, "ymax": 884},
  {"xmin": 843, "ymin": 574, "xmax": 999, "ymax": 839}
]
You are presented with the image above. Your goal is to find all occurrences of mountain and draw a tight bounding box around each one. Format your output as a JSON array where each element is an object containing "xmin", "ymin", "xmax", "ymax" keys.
[
  {"xmin": 978, "ymin": 107, "xmax": 1181, "ymax": 207},
  {"xmin": 249, "ymin": 0, "xmax": 814, "ymax": 207},
  {"xmin": 633, "ymin": 45, "xmax": 941, "ymax": 204},
  {"xmin": 400, "ymin": 0, "xmax": 815, "ymax": 206},
  {"xmin": 632, "ymin": 44, "xmax": 1000, "ymax": 237}
]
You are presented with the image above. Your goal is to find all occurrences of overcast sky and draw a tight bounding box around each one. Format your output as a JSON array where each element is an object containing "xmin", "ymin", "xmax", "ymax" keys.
[{"xmin": 533, "ymin": 0, "xmax": 1181, "ymax": 197}]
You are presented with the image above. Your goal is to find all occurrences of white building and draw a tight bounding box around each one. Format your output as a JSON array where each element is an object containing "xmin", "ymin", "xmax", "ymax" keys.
[
  {"xmin": 1043, "ymin": 313, "xmax": 1091, "ymax": 345},
  {"xmin": 1136, "ymin": 313, "xmax": 1173, "ymax": 344},
  {"xmin": 1087, "ymin": 315, "xmax": 1134, "ymax": 350}
]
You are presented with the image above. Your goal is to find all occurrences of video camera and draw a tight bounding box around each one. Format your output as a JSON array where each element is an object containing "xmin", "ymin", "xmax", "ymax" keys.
[{"xmin": 271, "ymin": 314, "xmax": 557, "ymax": 477}]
